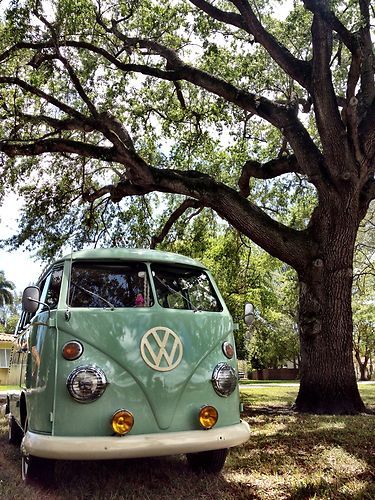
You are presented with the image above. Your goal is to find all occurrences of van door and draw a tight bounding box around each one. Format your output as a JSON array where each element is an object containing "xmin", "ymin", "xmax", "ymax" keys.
[{"xmin": 26, "ymin": 267, "xmax": 63, "ymax": 434}]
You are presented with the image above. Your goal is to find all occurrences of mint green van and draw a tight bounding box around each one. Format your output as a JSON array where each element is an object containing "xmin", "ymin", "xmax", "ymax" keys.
[{"xmin": 6, "ymin": 249, "xmax": 251, "ymax": 483}]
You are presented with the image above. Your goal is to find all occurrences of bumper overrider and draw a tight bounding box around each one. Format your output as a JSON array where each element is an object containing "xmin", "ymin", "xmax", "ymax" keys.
[{"xmin": 21, "ymin": 421, "xmax": 250, "ymax": 460}]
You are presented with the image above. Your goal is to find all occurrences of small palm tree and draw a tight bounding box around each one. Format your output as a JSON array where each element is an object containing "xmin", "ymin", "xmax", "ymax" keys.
[{"xmin": 0, "ymin": 270, "xmax": 15, "ymax": 308}]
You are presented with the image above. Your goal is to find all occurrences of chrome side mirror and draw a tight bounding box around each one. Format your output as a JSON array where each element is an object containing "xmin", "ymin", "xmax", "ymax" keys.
[
  {"xmin": 22, "ymin": 286, "xmax": 41, "ymax": 314},
  {"xmin": 244, "ymin": 302, "xmax": 255, "ymax": 326}
]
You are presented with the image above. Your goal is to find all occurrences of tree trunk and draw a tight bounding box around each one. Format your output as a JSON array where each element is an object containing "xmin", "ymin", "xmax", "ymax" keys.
[{"xmin": 294, "ymin": 209, "xmax": 366, "ymax": 414}]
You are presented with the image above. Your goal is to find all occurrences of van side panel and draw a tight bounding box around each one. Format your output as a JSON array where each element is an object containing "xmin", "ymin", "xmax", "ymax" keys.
[{"xmin": 25, "ymin": 311, "xmax": 57, "ymax": 434}]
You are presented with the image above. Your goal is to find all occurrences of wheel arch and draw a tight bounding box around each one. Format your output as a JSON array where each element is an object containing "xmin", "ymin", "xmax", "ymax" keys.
[{"xmin": 20, "ymin": 391, "xmax": 27, "ymax": 429}]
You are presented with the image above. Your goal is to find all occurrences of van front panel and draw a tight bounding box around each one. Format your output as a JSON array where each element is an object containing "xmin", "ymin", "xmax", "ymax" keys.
[{"xmin": 53, "ymin": 306, "xmax": 239, "ymax": 437}]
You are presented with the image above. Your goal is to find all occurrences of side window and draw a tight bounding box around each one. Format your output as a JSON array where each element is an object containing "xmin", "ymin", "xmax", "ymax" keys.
[
  {"xmin": 0, "ymin": 348, "xmax": 11, "ymax": 368},
  {"xmin": 45, "ymin": 267, "xmax": 63, "ymax": 310},
  {"xmin": 38, "ymin": 276, "xmax": 49, "ymax": 307},
  {"xmin": 16, "ymin": 311, "xmax": 32, "ymax": 333}
]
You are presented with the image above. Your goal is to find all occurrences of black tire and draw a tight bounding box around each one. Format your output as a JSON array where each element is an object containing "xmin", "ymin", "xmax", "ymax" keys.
[
  {"xmin": 8, "ymin": 415, "xmax": 23, "ymax": 446},
  {"xmin": 21, "ymin": 453, "xmax": 55, "ymax": 485},
  {"xmin": 21, "ymin": 419, "xmax": 55, "ymax": 486},
  {"xmin": 186, "ymin": 448, "xmax": 228, "ymax": 473}
]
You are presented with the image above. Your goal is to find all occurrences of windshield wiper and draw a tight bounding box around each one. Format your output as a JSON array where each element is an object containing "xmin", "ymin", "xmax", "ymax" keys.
[
  {"xmin": 154, "ymin": 275, "xmax": 198, "ymax": 312},
  {"xmin": 71, "ymin": 282, "xmax": 115, "ymax": 310}
]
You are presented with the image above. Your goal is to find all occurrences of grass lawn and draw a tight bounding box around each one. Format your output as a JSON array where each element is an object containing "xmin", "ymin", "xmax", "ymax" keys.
[
  {"xmin": 0, "ymin": 385, "xmax": 374, "ymax": 499},
  {"xmin": 240, "ymin": 379, "xmax": 300, "ymax": 385},
  {"xmin": 0, "ymin": 386, "xmax": 19, "ymax": 392}
]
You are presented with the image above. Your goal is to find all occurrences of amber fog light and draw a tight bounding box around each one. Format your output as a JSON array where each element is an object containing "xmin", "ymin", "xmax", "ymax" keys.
[
  {"xmin": 62, "ymin": 341, "xmax": 83, "ymax": 361},
  {"xmin": 199, "ymin": 405, "xmax": 218, "ymax": 429},
  {"xmin": 111, "ymin": 409, "xmax": 134, "ymax": 435}
]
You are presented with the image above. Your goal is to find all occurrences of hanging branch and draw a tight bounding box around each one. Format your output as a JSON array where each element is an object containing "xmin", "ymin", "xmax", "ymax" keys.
[{"xmin": 150, "ymin": 198, "xmax": 201, "ymax": 249}]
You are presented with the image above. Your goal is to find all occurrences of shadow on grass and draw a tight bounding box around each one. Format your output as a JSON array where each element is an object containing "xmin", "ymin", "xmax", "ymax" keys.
[
  {"xmin": 1, "ymin": 397, "xmax": 374, "ymax": 500},
  {"xmin": 0, "ymin": 427, "xmax": 255, "ymax": 500},
  {"xmin": 236, "ymin": 405, "xmax": 375, "ymax": 499}
]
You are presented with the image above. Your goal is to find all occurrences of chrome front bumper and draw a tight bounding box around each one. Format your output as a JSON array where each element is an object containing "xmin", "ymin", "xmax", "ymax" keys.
[{"xmin": 21, "ymin": 420, "xmax": 250, "ymax": 460}]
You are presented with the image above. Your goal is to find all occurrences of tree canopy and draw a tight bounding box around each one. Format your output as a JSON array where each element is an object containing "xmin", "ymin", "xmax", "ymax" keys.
[{"xmin": 0, "ymin": 0, "xmax": 374, "ymax": 414}]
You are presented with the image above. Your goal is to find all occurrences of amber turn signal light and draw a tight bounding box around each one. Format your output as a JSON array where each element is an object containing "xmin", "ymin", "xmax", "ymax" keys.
[
  {"xmin": 111, "ymin": 409, "xmax": 134, "ymax": 435},
  {"xmin": 222, "ymin": 341, "xmax": 234, "ymax": 359},
  {"xmin": 62, "ymin": 341, "xmax": 83, "ymax": 360},
  {"xmin": 199, "ymin": 405, "xmax": 218, "ymax": 429}
]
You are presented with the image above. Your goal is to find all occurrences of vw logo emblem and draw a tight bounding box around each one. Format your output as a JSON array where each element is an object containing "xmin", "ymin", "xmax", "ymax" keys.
[{"xmin": 140, "ymin": 327, "xmax": 183, "ymax": 372}]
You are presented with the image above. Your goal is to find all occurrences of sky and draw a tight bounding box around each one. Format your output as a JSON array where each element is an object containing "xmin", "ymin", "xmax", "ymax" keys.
[{"xmin": 0, "ymin": 195, "xmax": 44, "ymax": 293}]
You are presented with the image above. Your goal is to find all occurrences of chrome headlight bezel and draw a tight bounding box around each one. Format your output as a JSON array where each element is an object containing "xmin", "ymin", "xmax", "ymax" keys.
[
  {"xmin": 66, "ymin": 365, "xmax": 108, "ymax": 403},
  {"xmin": 211, "ymin": 362, "xmax": 237, "ymax": 397}
]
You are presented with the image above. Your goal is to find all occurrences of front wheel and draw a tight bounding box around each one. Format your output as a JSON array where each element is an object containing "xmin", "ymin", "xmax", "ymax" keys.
[
  {"xmin": 21, "ymin": 453, "xmax": 55, "ymax": 485},
  {"xmin": 186, "ymin": 448, "xmax": 228, "ymax": 473}
]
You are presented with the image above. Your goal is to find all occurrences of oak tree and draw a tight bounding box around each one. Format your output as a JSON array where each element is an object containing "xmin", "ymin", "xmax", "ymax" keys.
[{"xmin": 0, "ymin": 0, "xmax": 374, "ymax": 413}]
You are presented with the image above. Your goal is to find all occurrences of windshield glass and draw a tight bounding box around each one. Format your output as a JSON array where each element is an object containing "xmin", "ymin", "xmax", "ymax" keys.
[
  {"xmin": 152, "ymin": 264, "xmax": 222, "ymax": 312},
  {"xmin": 69, "ymin": 262, "xmax": 153, "ymax": 308}
]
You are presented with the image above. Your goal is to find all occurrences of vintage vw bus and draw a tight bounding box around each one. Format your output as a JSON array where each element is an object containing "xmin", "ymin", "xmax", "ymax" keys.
[{"xmin": 6, "ymin": 248, "xmax": 251, "ymax": 483}]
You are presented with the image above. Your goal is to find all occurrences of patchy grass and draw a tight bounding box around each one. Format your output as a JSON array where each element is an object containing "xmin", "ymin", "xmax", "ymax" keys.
[
  {"xmin": 240, "ymin": 380, "xmax": 300, "ymax": 385},
  {"xmin": 0, "ymin": 386, "xmax": 374, "ymax": 499},
  {"xmin": 241, "ymin": 383, "xmax": 375, "ymax": 411},
  {"xmin": 0, "ymin": 386, "xmax": 19, "ymax": 391}
]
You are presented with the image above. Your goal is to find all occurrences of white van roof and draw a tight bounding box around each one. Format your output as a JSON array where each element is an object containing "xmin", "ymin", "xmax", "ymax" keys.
[{"xmin": 57, "ymin": 248, "xmax": 206, "ymax": 269}]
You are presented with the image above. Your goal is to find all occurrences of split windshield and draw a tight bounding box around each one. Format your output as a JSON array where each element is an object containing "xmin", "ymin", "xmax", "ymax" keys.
[
  {"xmin": 68, "ymin": 261, "xmax": 222, "ymax": 312},
  {"xmin": 152, "ymin": 264, "xmax": 222, "ymax": 312},
  {"xmin": 69, "ymin": 262, "xmax": 153, "ymax": 308}
]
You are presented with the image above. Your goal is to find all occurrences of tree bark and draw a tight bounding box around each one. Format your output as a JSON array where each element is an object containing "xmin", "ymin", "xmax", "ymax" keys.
[{"xmin": 294, "ymin": 202, "xmax": 366, "ymax": 414}]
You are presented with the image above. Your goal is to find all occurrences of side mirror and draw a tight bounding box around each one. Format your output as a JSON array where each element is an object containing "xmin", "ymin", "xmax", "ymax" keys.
[
  {"xmin": 22, "ymin": 286, "xmax": 41, "ymax": 314},
  {"xmin": 244, "ymin": 302, "xmax": 255, "ymax": 326}
]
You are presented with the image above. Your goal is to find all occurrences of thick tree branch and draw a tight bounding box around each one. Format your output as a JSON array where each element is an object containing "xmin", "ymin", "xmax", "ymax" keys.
[
  {"xmin": 359, "ymin": 101, "xmax": 375, "ymax": 162},
  {"xmin": 189, "ymin": 0, "xmax": 244, "ymax": 29},
  {"xmin": 190, "ymin": 0, "xmax": 312, "ymax": 91},
  {"xmin": 16, "ymin": 113, "xmax": 95, "ymax": 133},
  {"xmin": 150, "ymin": 199, "xmax": 201, "ymax": 249},
  {"xmin": 0, "ymin": 133, "xmax": 312, "ymax": 270},
  {"xmin": 303, "ymin": 0, "xmax": 359, "ymax": 53},
  {"xmin": 82, "ymin": 181, "xmax": 154, "ymax": 204},
  {"xmin": 57, "ymin": 52, "xmax": 99, "ymax": 118},
  {"xmin": 0, "ymin": 40, "xmax": 325, "ymax": 183},
  {"xmin": 239, "ymin": 155, "xmax": 301, "ymax": 197},
  {"xmin": 0, "ymin": 76, "xmax": 92, "ymax": 124},
  {"xmin": 358, "ymin": 0, "xmax": 375, "ymax": 110},
  {"xmin": 0, "ymin": 138, "xmax": 121, "ymax": 162},
  {"xmin": 310, "ymin": 12, "xmax": 355, "ymax": 174},
  {"xmin": 361, "ymin": 178, "xmax": 375, "ymax": 207}
]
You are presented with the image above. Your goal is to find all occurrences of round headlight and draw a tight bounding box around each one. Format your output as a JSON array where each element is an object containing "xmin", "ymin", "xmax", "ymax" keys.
[
  {"xmin": 212, "ymin": 362, "xmax": 237, "ymax": 397},
  {"xmin": 67, "ymin": 365, "xmax": 108, "ymax": 403}
]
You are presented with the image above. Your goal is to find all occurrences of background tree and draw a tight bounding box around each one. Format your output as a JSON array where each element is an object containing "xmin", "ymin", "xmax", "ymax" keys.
[
  {"xmin": 3, "ymin": 314, "xmax": 19, "ymax": 334},
  {"xmin": 353, "ymin": 302, "xmax": 375, "ymax": 380},
  {"xmin": 352, "ymin": 204, "xmax": 375, "ymax": 380},
  {"xmin": 0, "ymin": 0, "xmax": 374, "ymax": 413},
  {"xmin": 0, "ymin": 270, "xmax": 15, "ymax": 323},
  {"xmin": 247, "ymin": 264, "xmax": 300, "ymax": 372}
]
